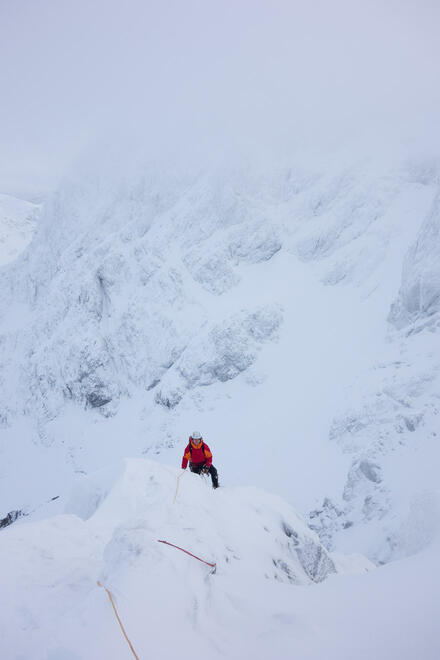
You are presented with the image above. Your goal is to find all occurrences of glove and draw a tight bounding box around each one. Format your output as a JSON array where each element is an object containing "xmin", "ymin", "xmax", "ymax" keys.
[{"xmin": 201, "ymin": 465, "xmax": 210, "ymax": 474}]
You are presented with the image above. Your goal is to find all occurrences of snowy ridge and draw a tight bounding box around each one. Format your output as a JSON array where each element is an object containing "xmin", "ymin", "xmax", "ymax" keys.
[{"xmin": 0, "ymin": 459, "xmax": 373, "ymax": 659}]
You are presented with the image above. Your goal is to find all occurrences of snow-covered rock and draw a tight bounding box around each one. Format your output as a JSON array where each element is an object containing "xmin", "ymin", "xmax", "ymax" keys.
[
  {"xmin": 310, "ymin": 315, "xmax": 440, "ymax": 562},
  {"xmin": 155, "ymin": 305, "xmax": 282, "ymax": 408},
  {"xmin": 389, "ymin": 191, "xmax": 440, "ymax": 329},
  {"xmin": 183, "ymin": 220, "xmax": 282, "ymax": 295}
]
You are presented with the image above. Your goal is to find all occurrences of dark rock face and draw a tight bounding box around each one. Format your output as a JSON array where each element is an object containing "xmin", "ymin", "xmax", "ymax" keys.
[
  {"xmin": 0, "ymin": 509, "xmax": 25, "ymax": 529},
  {"xmin": 86, "ymin": 391, "xmax": 112, "ymax": 408},
  {"xmin": 282, "ymin": 521, "xmax": 299, "ymax": 544}
]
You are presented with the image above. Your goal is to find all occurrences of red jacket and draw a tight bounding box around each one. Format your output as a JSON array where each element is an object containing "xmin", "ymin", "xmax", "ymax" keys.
[{"xmin": 182, "ymin": 440, "xmax": 213, "ymax": 469}]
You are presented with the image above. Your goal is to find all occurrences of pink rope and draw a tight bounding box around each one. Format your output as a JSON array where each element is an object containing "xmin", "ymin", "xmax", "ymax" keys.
[{"xmin": 157, "ymin": 540, "xmax": 216, "ymax": 568}]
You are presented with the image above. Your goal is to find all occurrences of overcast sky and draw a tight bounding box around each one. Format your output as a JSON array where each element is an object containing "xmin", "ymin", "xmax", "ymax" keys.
[{"xmin": 1, "ymin": 0, "xmax": 439, "ymax": 196}]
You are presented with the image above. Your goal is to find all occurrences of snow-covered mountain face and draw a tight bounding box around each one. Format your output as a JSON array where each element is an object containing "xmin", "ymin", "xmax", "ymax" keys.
[
  {"xmin": 1, "ymin": 151, "xmax": 439, "ymax": 567},
  {"xmin": 0, "ymin": 193, "xmax": 39, "ymax": 267}
]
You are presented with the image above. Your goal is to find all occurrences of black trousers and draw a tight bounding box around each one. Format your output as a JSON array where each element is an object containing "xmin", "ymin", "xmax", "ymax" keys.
[{"xmin": 190, "ymin": 463, "xmax": 219, "ymax": 489}]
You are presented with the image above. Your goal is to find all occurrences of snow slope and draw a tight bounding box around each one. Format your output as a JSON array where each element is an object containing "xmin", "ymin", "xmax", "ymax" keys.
[
  {"xmin": 0, "ymin": 153, "xmax": 439, "ymax": 567},
  {"xmin": 1, "ymin": 458, "xmax": 438, "ymax": 660}
]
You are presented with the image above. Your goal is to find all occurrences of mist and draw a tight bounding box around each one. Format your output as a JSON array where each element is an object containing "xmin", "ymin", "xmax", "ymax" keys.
[{"xmin": 1, "ymin": 0, "xmax": 439, "ymax": 195}]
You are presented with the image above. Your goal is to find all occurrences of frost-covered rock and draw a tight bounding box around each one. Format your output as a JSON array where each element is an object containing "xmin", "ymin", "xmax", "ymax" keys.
[
  {"xmin": 0, "ymin": 165, "xmax": 287, "ymax": 426},
  {"xmin": 155, "ymin": 305, "xmax": 282, "ymax": 408},
  {"xmin": 311, "ymin": 329, "xmax": 440, "ymax": 561},
  {"xmin": 0, "ymin": 193, "xmax": 39, "ymax": 266},
  {"xmin": 390, "ymin": 191, "xmax": 440, "ymax": 328},
  {"xmin": 183, "ymin": 220, "xmax": 282, "ymax": 294},
  {"xmin": 289, "ymin": 165, "xmax": 437, "ymax": 294}
]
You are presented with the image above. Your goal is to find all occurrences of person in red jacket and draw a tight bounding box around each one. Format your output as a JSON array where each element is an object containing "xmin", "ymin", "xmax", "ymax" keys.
[{"xmin": 182, "ymin": 431, "xmax": 219, "ymax": 489}]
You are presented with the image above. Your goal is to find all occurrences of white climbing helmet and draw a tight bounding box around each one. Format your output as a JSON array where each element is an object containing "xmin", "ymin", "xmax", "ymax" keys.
[{"xmin": 191, "ymin": 431, "xmax": 202, "ymax": 441}]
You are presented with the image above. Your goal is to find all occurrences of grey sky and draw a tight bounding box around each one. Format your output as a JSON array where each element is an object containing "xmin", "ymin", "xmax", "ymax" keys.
[{"xmin": 1, "ymin": 0, "xmax": 439, "ymax": 195}]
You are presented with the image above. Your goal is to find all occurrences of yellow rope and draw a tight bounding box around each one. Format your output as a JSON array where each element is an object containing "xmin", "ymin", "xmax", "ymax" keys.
[
  {"xmin": 173, "ymin": 469, "xmax": 186, "ymax": 504},
  {"xmin": 97, "ymin": 581, "xmax": 140, "ymax": 660}
]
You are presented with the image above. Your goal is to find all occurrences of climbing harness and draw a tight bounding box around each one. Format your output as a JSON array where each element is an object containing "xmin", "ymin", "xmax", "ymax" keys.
[
  {"xmin": 97, "ymin": 581, "xmax": 140, "ymax": 660},
  {"xmin": 157, "ymin": 539, "xmax": 217, "ymax": 569}
]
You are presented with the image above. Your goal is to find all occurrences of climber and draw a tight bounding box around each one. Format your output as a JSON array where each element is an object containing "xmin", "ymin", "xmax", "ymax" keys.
[{"xmin": 181, "ymin": 431, "xmax": 219, "ymax": 489}]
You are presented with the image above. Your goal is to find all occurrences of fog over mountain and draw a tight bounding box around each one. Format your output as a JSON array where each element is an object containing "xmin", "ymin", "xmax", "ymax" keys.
[
  {"xmin": 1, "ymin": 2, "xmax": 440, "ymax": 659},
  {"xmin": 1, "ymin": 0, "xmax": 440, "ymax": 192}
]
